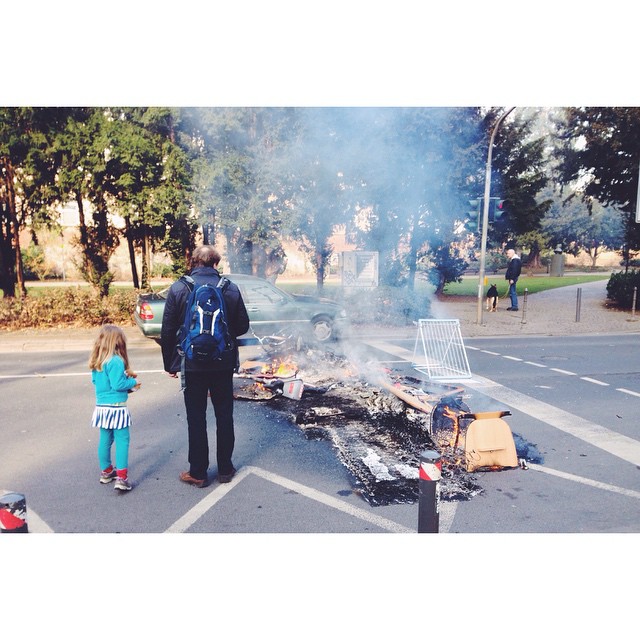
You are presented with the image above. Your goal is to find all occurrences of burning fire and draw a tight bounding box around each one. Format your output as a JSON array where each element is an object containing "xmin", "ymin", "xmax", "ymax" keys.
[
  {"xmin": 261, "ymin": 357, "xmax": 298, "ymax": 378},
  {"xmin": 442, "ymin": 406, "xmax": 461, "ymax": 448}
]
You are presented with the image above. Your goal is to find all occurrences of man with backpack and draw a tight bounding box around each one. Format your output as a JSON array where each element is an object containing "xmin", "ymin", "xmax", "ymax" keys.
[{"xmin": 161, "ymin": 245, "xmax": 250, "ymax": 488}]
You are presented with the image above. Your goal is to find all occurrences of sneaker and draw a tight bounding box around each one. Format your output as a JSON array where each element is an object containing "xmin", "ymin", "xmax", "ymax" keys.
[
  {"xmin": 218, "ymin": 467, "xmax": 236, "ymax": 483},
  {"xmin": 100, "ymin": 469, "xmax": 117, "ymax": 484},
  {"xmin": 114, "ymin": 477, "xmax": 132, "ymax": 491}
]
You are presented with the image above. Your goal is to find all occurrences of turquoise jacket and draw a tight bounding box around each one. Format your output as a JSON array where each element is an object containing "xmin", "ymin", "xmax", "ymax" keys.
[{"xmin": 91, "ymin": 354, "xmax": 137, "ymax": 404}]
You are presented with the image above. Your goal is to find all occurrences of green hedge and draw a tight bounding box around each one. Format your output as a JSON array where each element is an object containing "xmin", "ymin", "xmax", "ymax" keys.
[
  {"xmin": 0, "ymin": 288, "xmax": 137, "ymax": 330},
  {"xmin": 606, "ymin": 270, "xmax": 640, "ymax": 309}
]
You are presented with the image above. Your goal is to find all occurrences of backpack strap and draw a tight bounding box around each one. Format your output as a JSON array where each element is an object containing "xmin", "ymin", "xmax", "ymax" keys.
[
  {"xmin": 179, "ymin": 274, "xmax": 195, "ymax": 291},
  {"xmin": 178, "ymin": 275, "xmax": 195, "ymax": 392},
  {"xmin": 215, "ymin": 277, "xmax": 232, "ymax": 350}
]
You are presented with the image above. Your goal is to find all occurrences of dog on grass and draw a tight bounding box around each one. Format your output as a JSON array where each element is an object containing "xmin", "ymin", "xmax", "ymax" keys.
[{"xmin": 486, "ymin": 284, "xmax": 499, "ymax": 312}]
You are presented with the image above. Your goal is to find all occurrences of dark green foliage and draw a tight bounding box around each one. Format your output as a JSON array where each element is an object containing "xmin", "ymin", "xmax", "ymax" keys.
[
  {"xmin": 606, "ymin": 270, "xmax": 640, "ymax": 309},
  {"xmin": 427, "ymin": 245, "xmax": 467, "ymax": 295},
  {"xmin": 2, "ymin": 106, "xmax": 559, "ymax": 301},
  {"xmin": 554, "ymin": 108, "xmax": 640, "ymax": 258}
]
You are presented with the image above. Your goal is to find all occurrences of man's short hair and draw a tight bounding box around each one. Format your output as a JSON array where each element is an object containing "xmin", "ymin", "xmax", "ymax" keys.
[{"xmin": 191, "ymin": 245, "xmax": 221, "ymax": 269}]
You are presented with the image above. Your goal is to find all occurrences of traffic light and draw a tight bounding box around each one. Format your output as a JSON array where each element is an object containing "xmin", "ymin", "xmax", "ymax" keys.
[
  {"xmin": 466, "ymin": 198, "xmax": 481, "ymax": 231},
  {"xmin": 488, "ymin": 198, "xmax": 506, "ymax": 222}
]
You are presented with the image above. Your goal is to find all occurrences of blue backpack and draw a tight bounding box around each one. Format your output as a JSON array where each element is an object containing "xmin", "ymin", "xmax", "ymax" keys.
[{"xmin": 178, "ymin": 275, "xmax": 233, "ymax": 363}]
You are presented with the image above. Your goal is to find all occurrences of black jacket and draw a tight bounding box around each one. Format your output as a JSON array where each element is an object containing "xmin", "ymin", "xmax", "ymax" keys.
[
  {"xmin": 505, "ymin": 256, "xmax": 521, "ymax": 282},
  {"xmin": 161, "ymin": 267, "xmax": 250, "ymax": 373}
]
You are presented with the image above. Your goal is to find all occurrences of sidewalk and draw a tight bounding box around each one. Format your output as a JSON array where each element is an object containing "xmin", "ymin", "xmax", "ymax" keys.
[
  {"xmin": 1, "ymin": 279, "xmax": 639, "ymax": 352},
  {"xmin": 430, "ymin": 278, "xmax": 640, "ymax": 339}
]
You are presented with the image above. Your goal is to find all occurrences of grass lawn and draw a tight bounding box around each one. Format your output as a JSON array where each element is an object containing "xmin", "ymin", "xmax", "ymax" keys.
[
  {"xmin": 6, "ymin": 273, "xmax": 611, "ymax": 300},
  {"xmin": 443, "ymin": 274, "xmax": 610, "ymax": 297}
]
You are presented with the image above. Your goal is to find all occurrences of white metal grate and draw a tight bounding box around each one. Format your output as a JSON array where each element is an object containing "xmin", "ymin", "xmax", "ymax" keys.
[{"xmin": 412, "ymin": 319, "xmax": 472, "ymax": 380}]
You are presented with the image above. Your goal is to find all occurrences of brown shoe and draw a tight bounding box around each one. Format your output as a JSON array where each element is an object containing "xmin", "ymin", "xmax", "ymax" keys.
[
  {"xmin": 180, "ymin": 471, "xmax": 208, "ymax": 488},
  {"xmin": 217, "ymin": 467, "xmax": 236, "ymax": 483}
]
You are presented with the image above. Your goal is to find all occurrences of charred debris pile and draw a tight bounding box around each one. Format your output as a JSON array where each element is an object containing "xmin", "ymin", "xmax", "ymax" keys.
[{"xmin": 234, "ymin": 345, "xmax": 498, "ymax": 506}]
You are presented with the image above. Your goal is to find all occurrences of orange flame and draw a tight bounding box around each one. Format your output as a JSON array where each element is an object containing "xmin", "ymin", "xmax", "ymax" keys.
[
  {"xmin": 261, "ymin": 357, "xmax": 298, "ymax": 378},
  {"xmin": 442, "ymin": 406, "xmax": 460, "ymax": 448}
]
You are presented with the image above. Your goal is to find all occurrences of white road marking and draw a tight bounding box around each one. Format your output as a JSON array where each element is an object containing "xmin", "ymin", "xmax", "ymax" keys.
[
  {"xmin": 581, "ymin": 377, "xmax": 609, "ymax": 386},
  {"xmin": 364, "ymin": 340, "xmax": 640, "ymax": 467},
  {"xmin": 0, "ymin": 369, "xmax": 165, "ymax": 380},
  {"xmin": 439, "ymin": 501, "xmax": 456, "ymax": 533},
  {"xmin": 617, "ymin": 388, "xmax": 640, "ymax": 398},
  {"xmin": 164, "ymin": 466, "xmax": 417, "ymax": 533},
  {"xmin": 364, "ymin": 342, "xmax": 415, "ymax": 359},
  {"xmin": 0, "ymin": 372, "xmax": 89, "ymax": 379},
  {"xmin": 528, "ymin": 465, "xmax": 640, "ymax": 500},
  {"xmin": 368, "ymin": 342, "xmax": 640, "ymax": 465},
  {"xmin": 468, "ymin": 347, "xmax": 638, "ymax": 397},
  {"xmin": 466, "ymin": 374, "xmax": 640, "ymax": 467}
]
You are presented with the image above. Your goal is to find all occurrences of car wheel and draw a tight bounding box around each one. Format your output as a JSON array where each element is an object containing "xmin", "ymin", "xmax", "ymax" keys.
[{"xmin": 312, "ymin": 315, "xmax": 333, "ymax": 342}]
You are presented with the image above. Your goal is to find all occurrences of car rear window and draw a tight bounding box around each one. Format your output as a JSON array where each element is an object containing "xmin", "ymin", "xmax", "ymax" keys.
[{"xmin": 240, "ymin": 282, "xmax": 285, "ymax": 305}]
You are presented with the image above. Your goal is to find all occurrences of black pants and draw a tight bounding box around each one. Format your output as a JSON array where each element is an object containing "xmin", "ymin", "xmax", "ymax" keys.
[{"xmin": 183, "ymin": 369, "xmax": 235, "ymax": 480}]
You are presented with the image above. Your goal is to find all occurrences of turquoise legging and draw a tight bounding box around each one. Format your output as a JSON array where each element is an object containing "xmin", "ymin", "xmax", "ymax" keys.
[{"xmin": 98, "ymin": 427, "xmax": 130, "ymax": 471}]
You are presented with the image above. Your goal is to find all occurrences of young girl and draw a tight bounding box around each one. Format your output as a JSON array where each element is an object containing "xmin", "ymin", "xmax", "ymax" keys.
[{"xmin": 89, "ymin": 325, "xmax": 141, "ymax": 491}]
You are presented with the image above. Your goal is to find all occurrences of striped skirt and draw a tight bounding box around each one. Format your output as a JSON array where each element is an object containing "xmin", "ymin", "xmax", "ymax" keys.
[{"xmin": 91, "ymin": 404, "xmax": 132, "ymax": 430}]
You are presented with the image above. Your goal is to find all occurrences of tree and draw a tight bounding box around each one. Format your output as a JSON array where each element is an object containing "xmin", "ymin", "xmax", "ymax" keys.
[
  {"xmin": 541, "ymin": 184, "xmax": 624, "ymax": 268},
  {"xmin": 428, "ymin": 243, "xmax": 468, "ymax": 295},
  {"xmin": 554, "ymin": 107, "xmax": 640, "ymax": 265},
  {"xmin": 0, "ymin": 108, "xmax": 64, "ymax": 297},
  {"xmin": 350, "ymin": 107, "xmax": 486, "ymax": 292},
  {"xmin": 281, "ymin": 108, "xmax": 359, "ymax": 292},
  {"xmin": 52, "ymin": 108, "xmax": 121, "ymax": 296},
  {"xmin": 181, "ymin": 107, "xmax": 296, "ymax": 278},
  {"xmin": 485, "ymin": 108, "xmax": 552, "ymax": 264},
  {"xmin": 105, "ymin": 107, "xmax": 194, "ymax": 288}
]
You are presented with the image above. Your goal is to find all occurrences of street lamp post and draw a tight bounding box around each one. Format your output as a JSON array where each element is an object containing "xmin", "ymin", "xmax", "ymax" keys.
[{"xmin": 476, "ymin": 107, "xmax": 515, "ymax": 325}]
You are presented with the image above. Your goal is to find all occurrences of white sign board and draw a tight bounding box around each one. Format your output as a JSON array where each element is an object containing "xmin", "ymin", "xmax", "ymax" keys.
[{"xmin": 340, "ymin": 251, "xmax": 379, "ymax": 289}]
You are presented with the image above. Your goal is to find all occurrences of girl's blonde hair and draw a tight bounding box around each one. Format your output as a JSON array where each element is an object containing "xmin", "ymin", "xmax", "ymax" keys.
[{"xmin": 89, "ymin": 324, "xmax": 131, "ymax": 372}]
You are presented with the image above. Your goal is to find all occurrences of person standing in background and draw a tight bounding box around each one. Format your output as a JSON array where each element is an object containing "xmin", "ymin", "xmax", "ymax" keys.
[{"xmin": 505, "ymin": 248, "xmax": 521, "ymax": 311}]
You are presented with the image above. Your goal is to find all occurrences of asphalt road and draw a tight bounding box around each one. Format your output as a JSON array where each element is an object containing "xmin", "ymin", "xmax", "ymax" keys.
[
  {"xmin": 363, "ymin": 332, "xmax": 640, "ymax": 533},
  {"xmin": 2, "ymin": 329, "xmax": 637, "ymax": 640},
  {"xmin": 1, "ymin": 334, "xmax": 638, "ymax": 534}
]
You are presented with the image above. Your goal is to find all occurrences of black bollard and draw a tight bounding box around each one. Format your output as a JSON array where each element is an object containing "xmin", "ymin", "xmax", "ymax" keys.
[
  {"xmin": 575, "ymin": 287, "xmax": 582, "ymax": 322},
  {"xmin": 0, "ymin": 493, "xmax": 28, "ymax": 533},
  {"xmin": 418, "ymin": 450, "xmax": 441, "ymax": 533}
]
